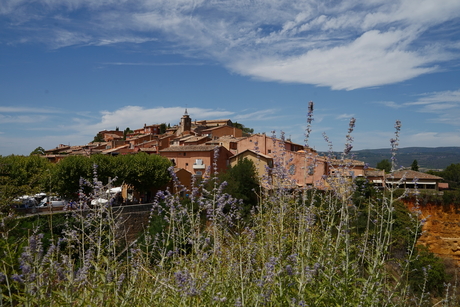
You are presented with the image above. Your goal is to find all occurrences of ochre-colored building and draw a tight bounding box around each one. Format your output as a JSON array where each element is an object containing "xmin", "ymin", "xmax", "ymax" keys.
[{"xmin": 159, "ymin": 145, "xmax": 233, "ymax": 177}]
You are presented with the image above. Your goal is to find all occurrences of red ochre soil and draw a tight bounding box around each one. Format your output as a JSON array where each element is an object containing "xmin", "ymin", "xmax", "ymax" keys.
[{"xmin": 406, "ymin": 201, "xmax": 460, "ymax": 264}]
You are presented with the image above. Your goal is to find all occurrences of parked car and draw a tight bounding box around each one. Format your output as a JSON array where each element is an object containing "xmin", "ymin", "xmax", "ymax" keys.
[
  {"xmin": 38, "ymin": 196, "xmax": 68, "ymax": 208},
  {"xmin": 91, "ymin": 198, "xmax": 109, "ymax": 206},
  {"xmin": 13, "ymin": 195, "xmax": 38, "ymax": 208}
]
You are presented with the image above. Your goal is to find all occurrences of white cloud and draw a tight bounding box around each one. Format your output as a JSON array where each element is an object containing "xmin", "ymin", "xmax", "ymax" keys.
[
  {"xmin": 232, "ymin": 29, "xmax": 438, "ymax": 90},
  {"xmin": 375, "ymin": 101, "xmax": 403, "ymax": 109},
  {"xmin": 1, "ymin": 0, "xmax": 460, "ymax": 88},
  {"xmin": 102, "ymin": 62, "xmax": 204, "ymax": 66},
  {"xmin": 67, "ymin": 106, "xmax": 235, "ymax": 136},
  {"xmin": 336, "ymin": 113, "xmax": 355, "ymax": 120},
  {"xmin": 0, "ymin": 105, "xmax": 283, "ymax": 155},
  {"xmin": 401, "ymin": 131, "xmax": 460, "ymax": 147},
  {"xmin": 233, "ymin": 109, "xmax": 279, "ymax": 121},
  {"xmin": 402, "ymin": 89, "xmax": 460, "ymax": 125},
  {"xmin": 0, "ymin": 106, "xmax": 62, "ymax": 113},
  {"xmin": 0, "ymin": 114, "xmax": 49, "ymax": 124},
  {"xmin": 405, "ymin": 89, "xmax": 460, "ymax": 106}
]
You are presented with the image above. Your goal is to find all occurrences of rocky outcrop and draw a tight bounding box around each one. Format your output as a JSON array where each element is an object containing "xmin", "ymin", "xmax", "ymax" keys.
[{"xmin": 406, "ymin": 201, "xmax": 460, "ymax": 264}]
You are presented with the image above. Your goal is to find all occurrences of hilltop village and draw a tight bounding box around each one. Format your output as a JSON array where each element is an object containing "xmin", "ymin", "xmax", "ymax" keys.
[{"xmin": 42, "ymin": 110, "xmax": 444, "ymax": 195}]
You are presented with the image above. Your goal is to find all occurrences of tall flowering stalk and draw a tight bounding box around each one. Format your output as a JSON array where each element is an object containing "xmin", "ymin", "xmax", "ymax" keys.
[
  {"xmin": 391, "ymin": 120, "xmax": 402, "ymax": 172},
  {"xmin": 304, "ymin": 101, "xmax": 314, "ymax": 148}
]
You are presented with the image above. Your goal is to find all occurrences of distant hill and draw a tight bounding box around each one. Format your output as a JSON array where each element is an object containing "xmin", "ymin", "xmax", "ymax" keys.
[{"xmin": 320, "ymin": 147, "xmax": 460, "ymax": 171}]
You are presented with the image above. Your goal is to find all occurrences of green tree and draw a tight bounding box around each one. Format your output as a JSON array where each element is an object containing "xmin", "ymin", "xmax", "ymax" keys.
[
  {"xmin": 428, "ymin": 163, "xmax": 460, "ymax": 189},
  {"xmin": 89, "ymin": 154, "xmax": 115, "ymax": 187},
  {"xmin": 92, "ymin": 133, "xmax": 105, "ymax": 143},
  {"xmin": 411, "ymin": 159, "xmax": 419, "ymax": 171},
  {"xmin": 114, "ymin": 153, "xmax": 172, "ymax": 193},
  {"xmin": 0, "ymin": 155, "xmax": 53, "ymax": 211},
  {"xmin": 51, "ymin": 155, "xmax": 91, "ymax": 198},
  {"xmin": 30, "ymin": 146, "xmax": 45, "ymax": 155},
  {"xmin": 159, "ymin": 123, "xmax": 167, "ymax": 134},
  {"xmin": 219, "ymin": 158, "xmax": 259, "ymax": 219},
  {"xmin": 233, "ymin": 122, "xmax": 254, "ymax": 136},
  {"xmin": 376, "ymin": 159, "xmax": 391, "ymax": 173},
  {"xmin": 408, "ymin": 245, "xmax": 447, "ymax": 296},
  {"xmin": 123, "ymin": 127, "xmax": 133, "ymax": 140}
]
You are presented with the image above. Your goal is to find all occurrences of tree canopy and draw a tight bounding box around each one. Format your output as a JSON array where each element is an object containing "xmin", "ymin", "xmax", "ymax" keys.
[
  {"xmin": 30, "ymin": 146, "xmax": 45, "ymax": 155},
  {"xmin": 218, "ymin": 158, "xmax": 259, "ymax": 219},
  {"xmin": 428, "ymin": 163, "xmax": 460, "ymax": 189},
  {"xmin": 411, "ymin": 159, "xmax": 419, "ymax": 171},
  {"xmin": 376, "ymin": 159, "xmax": 391, "ymax": 173},
  {"xmin": 0, "ymin": 155, "xmax": 53, "ymax": 212},
  {"xmin": 0, "ymin": 153, "xmax": 173, "ymax": 203},
  {"xmin": 113, "ymin": 153, "xmax": 172, "ymax": 193},
  {"xmin": 51, "ymin": 153, "xmax": 172, "ymax": 198},
  {"xmin": 233, "ymin": 122, "xmax": 254, "ymax": 136}
]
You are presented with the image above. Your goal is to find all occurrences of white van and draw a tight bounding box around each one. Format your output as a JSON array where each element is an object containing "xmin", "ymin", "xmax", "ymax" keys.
[{"xmin": 38, "ymin": 196, "xmax": 68, "ymax": 208}]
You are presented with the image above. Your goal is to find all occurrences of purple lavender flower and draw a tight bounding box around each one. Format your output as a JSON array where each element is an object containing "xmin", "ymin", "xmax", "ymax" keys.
[
  {"xmin": 343, "ymin": 117, "xmax": 356, "ymax": 156},
  {"xmin": 11, "ymin": 274, "xmax": 24, "ymax": 283},
  {"xmin": 305, "ymin": 101, "xmax": 314, "ymax": 146},
  {"xmin": 391, "ymin": 120, "xmax": 402, "ymax": 172}
]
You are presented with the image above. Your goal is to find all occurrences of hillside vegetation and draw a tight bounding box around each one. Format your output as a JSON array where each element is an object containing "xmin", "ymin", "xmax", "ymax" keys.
[{"xmin": 350, "ymin": 147, "xmax": 460, "ymax": 170}]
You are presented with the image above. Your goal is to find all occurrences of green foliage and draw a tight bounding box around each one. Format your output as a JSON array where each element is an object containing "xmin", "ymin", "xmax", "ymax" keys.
[
  {"xmin": 409, "ymin": 245, "xmax": 448, "ymax": 296},
  {"xmin": 218, "ymin": 158, "xmax": 259, "ymax": 218},
  {"xmin": 411, "ymin": 159, "xmax": 419, "ymax": 171},
  {"xmin": 30, "ymin": 146, "xmax": 45, "ymax": 155},
  {"xmin": 0, "ymin": 155, "xmax": 53, "ymax": 212},
  {"xmin": 123, "ymin": 127, "xmax": 133, "ymax": 140},
  {"xmin": 113, "ymin": 153, "xmax": 172, "ymax": 193},
  {"xmin": 233, "ymin": 122, "xmax": 254, "ymax": 136},
  {"xmin": 51, "ymin": 155, "xmax": 92, "ymax": 198},
  {"xmin": 48, "ymin": 153, "xmax": 172, "ymax": 198},
  {"xmin": 428, "ymin": 163, "xmax": 460, "ymax": 189},
  {"xmin": 376, "ymin": 159, "xmax": 391, "ymax": 173},
  {"xmin": 159, "ymin": 123, "xmax": 167, "ymax": 134},
  {"xmin": 92, "ymin": 133, "xmax": 105, "ymax": 143}
]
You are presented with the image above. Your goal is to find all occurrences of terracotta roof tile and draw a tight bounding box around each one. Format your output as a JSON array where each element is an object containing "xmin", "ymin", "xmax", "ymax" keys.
[
  {"xmin": 386, "ymin": 169, "xmax": 443, "ymax": 180},
  {"xmin": 160, "ymin": 145, "xmax": 218, "ymax": 152}
]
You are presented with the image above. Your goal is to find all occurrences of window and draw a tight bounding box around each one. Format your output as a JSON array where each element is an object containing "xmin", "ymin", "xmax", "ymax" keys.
[{"xmin": 289, "ymin": 164, "xmax": 296, "ymax": 175}]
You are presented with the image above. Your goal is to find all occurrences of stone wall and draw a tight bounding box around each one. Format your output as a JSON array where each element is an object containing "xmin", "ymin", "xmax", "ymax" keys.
[{"xmin": 115, "ymin": 204, "xmax": 153, "ymax": 243}]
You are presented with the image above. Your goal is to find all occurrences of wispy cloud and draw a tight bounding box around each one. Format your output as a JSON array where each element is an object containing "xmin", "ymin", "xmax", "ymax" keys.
[
  {"xmin": 2, "ymin": 0, "xmax": 459, "ymax": 89},
  {"xmin": 0, "ymin": 107, "xmax": 61, "ymax": 124},
  {"xmin": 374, "ymin": 101, "xmax": 403, "ymax": 109},
  {"xmin": 233, "ymin": 109, "xmax": 279, "ymax": 121},
  {"xmin": 405, "ymin": 89, "xmax": 460, "ymax": 106},
  {"xmin": 0, "ymin": 114, "xmax": 49, "ymax": 124},
  {"xmin": 67, "ymin": 106, "xmax": 235, "ymax": 136},
  {"xmin": 336, "ymin": 113, "xmax": 355, "ymax": 120},
  {"xmin": 401, "ymin": 89, "xmax": 460, "ymax": 125},
  {"xmin": 102, "ymin": 62, "xmax": 205, "ymax": 66},
  {"xmin": 0, "ymin": 106, "xmax": 62, "ymax": 113}
]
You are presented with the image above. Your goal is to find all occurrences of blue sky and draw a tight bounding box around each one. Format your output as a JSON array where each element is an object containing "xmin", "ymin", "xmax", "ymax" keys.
[{"xmin": 1, "ymin": 0, "xmax": 460, "ymax": 156}]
